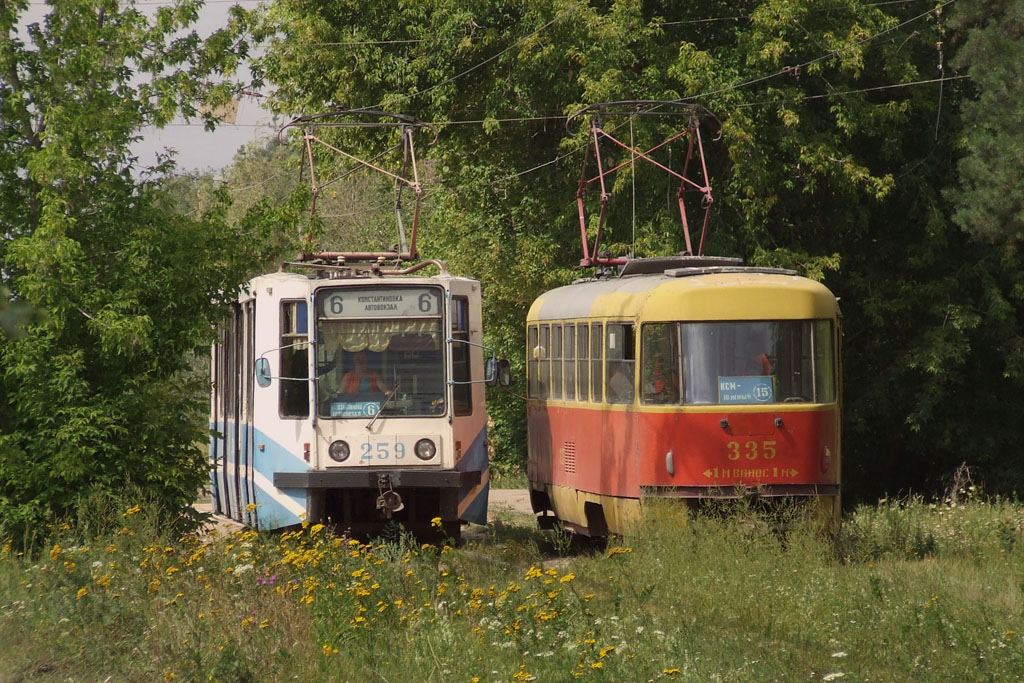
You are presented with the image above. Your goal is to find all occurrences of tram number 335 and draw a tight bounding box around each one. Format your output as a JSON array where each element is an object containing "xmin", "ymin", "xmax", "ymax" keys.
[{"xmin": 726, "ymin": 440, "xmax": 777, "ymax": 461}]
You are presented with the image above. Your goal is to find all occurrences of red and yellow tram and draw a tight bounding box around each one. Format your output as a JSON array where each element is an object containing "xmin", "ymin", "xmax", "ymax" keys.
[{"xmin": 525, "ymin": 256, "xmax": 842, "ymax": 536}]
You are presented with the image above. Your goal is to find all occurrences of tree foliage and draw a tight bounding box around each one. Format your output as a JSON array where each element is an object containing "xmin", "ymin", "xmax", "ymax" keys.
[
  {"xmin": 246, "ymin": 0, "xmax": 1024, "ymax": 500},
  {"xmin": 0, "ymin": 0, "xmax": 275, "ymax": 540}
]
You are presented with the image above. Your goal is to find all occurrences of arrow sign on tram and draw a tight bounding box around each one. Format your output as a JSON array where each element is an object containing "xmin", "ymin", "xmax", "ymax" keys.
[{"xmin": 702, "ymin": 467, "xmax": 801, "ymax": 478}]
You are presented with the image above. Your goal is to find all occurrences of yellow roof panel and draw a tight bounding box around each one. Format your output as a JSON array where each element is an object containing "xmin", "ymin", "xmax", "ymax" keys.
[{"xmin": 527, "ymin": 270, "xmax": 838, "ymax": 322}]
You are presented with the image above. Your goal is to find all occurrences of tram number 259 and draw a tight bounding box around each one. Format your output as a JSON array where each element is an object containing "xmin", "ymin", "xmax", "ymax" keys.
[
  {"xmin": 360, "ymin": 441, "xmax": 407, "ymax": 462},
  {"xmin": 726, "ymin": 440, "xmax": 777, "ymax": 461}
]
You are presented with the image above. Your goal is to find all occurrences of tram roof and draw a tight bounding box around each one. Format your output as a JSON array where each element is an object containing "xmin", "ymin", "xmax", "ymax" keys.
[
  {"xmin": 236, "ymin": 269, "xmax": 478, "ymax": 305},
  {"xmin": 244, "ymin": 268, "xmax": 474, "ymax": 289},
  {"xmin": 527, "ymin": 267, "xmax": 839, "ymax": 322}
]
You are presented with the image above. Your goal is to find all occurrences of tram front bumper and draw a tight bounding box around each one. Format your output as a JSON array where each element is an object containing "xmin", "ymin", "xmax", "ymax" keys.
[{"xmin": 274, "ymin": 469, "xmax": 481, "ymax": 490}]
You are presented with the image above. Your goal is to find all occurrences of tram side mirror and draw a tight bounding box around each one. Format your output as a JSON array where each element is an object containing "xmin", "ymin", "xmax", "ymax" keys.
[
  {"xmin": 255, "ymin": 358, "xmax": 272, "ymax": 388},
  {"xmin": 486, "ymin": 357, "xmax": 512, "ymax": 387},
  {"xmin": 497, "ymin": 359, "xmax": 511, "ymax": 387}
]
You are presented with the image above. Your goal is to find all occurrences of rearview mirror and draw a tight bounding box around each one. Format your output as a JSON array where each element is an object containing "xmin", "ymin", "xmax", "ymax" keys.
[
  {"xmin": 255, "ymin": 358, "xmax": 272, "ymax": 388},
  {"xmin": 485, "ymin": 357, "xmax": 512, "ymax": 387},
  {"xmin": 485, "ymin": 357, "xmax": 498, "ymax": 387}
]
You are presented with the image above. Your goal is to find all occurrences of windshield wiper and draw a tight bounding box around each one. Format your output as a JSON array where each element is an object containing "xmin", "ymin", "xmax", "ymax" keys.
[{"xmin": 365, "ymin": 382, "xmax": 400, "ymax": 431}]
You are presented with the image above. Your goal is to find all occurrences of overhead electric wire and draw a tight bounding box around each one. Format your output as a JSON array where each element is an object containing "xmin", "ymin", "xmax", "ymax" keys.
[
  {"xmin": 364, "ymin": 0, "xmax": 588, "ymax": 111},
  {"xmin": 674, "ymin": 0, "xmax": 956, "ymax": 105},
  {"xmin": 166, "ymin": 0, "xmax": 958, "ymax": 192}
]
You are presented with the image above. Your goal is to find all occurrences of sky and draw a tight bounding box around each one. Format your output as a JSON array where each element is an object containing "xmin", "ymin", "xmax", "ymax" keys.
[
  {"xmin": 138, "ymin": 93, "xmax": 278, "ymax": 174},
  {"xmin": 20, "ymin": 0, "xmax": 278, "ymax": 174}
]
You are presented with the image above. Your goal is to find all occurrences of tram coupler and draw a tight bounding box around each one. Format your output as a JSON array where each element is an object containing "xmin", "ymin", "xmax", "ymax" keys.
[{"xmin": 375, "ymin": 473, "xmax": 405, "ymax": 518}]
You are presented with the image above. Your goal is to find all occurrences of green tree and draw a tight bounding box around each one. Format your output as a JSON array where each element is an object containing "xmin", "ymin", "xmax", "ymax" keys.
[
  {"xmin": 946, "ymin": 0, "xmax": 1024, "ymax": 385},
  {"xmin": 948, "ymin": 0, "xmax": 1024, "ymax": 250},
  {"xmin": 249, "ymin": 0, "xmax": 1024, "ymax": 498},
  {"xmin": 0, "ymin": 0, "xmax": 273, "ymax": 541}
]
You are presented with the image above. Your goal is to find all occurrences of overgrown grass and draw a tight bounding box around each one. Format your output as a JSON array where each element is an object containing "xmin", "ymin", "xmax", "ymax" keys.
[
  {"xmin": 490, "ymin": 470, "xmax": 528, "ymax": 489},
  {"xmin": 2, "ymin": 493, "xmax": 1022, "ymax": 681}
]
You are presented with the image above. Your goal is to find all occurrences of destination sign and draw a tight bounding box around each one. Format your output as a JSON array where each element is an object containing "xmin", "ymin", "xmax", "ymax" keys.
[
  {"xmin": 718, "ymin": 376, "xmax": 774, "ymax": 404},
  {"xmin": 330, "ymin": 401, "xmax": 382, "ymax": 418},
  {"xmin": 319, "ymin": 287, "xmax": 441, "ymax": 319}
]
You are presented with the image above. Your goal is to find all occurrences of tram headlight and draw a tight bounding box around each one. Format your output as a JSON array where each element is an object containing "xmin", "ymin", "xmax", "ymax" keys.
[
  {"xmin": 329, "ymin": 440, "xmax": 350, "ymax": 463},
  {"xmin": 414, "ymin": 438, "xmax": 436, "ymax": 461}
]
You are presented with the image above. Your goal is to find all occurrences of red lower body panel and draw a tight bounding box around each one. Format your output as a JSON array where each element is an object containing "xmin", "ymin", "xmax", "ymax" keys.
[{"xmin": 527, "ymin": 403, "xmax": 839, "ymax": 498}]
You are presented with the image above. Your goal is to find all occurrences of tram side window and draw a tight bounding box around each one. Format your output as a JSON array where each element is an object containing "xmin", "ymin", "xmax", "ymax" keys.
[
  {"xmin": 229, "ymin": 308, "xmax": 240, "ymax": 419},
  {"xmin": 590, "ymin": 322, "xmax": 602, "ymax": 402},
  {"xmin": 221, "ymin": 310, "xmax": 237, "ymax": 421},
  {"xmin": 527, "ymin": 325, "xmax": 539, "ymax": 398},
  {"xmin": 577, "ymin": 323, "xmax": 589, "ymax": 402},
  {"xmin": 452, "ymin": 296, "xmax": 473, "ymax": 416},
  {"xmin": 564, "ymin": 324, "xmax": 576, "ymax": 400},
  {"xmin": 814, "ymin": 321, "xmax": 836, "ymax": 403},
  {"xmin": 606, "ymin": 323, "xmax": 635, "ymax": 404},
  {"xmin": 641, "ymin": 323, "xmax": 681, "ymax": 404},
  {"xmin": 242, "ymin": 302, "xmax": 253, "ymax": 420},
  {"xmin": 280, "ymin": 300, "xmax": 310, "ymax": 419},
  {"xmin": 539, "ymin": 324, "xmax": 550, "ymax": 399},
  {"xmin": 551, "ymin": 324, "xmax": 562, "ymax": 400},
  {"xmin": 761, "ymin": 320, "xmax": 832, "ymax": 403}
]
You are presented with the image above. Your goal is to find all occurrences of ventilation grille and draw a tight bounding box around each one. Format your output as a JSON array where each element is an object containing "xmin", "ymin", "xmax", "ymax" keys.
[{"xmin": 563, "ymin": 441, "xmax": 577, "ymax": 474}]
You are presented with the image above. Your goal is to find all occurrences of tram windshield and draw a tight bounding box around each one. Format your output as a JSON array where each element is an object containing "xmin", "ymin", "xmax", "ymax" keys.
[
  {"xmin": 315, "ymin": 286, "xmax": 446, "ymax": 418},
  {"xmin": 641, "ymin": 320, "xmax": 836, "ymax": 405}
]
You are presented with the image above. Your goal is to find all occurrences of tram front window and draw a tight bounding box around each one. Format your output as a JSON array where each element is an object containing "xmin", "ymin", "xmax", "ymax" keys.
[
  {"xmin": 315, "ymin": 287, "xmax": 446, "ymax": 418},
  {"xmin": 641, "ymin": 320, "xmax": 836, "ymax": 405}
]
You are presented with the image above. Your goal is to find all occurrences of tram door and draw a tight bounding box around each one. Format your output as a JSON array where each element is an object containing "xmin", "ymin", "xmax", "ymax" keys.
[
  {"xmin": 247, "ymin": 278, "xmax": 317, "ymax": 530},
  {"xmin": 448, "ymin": 280, "xmax": 489, "ymax": 524},
  {"xmin": 239, "ymin": 299, "xmax": 256, "ymax": 525}
]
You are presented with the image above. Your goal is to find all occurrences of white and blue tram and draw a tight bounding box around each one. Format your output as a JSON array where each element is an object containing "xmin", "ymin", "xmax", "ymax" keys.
[{"xmin": 209, "ymin": 261, "xmax": 502, "ymax": 537}]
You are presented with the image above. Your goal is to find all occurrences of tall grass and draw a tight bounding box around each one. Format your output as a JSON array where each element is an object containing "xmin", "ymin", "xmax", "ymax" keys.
[{"xmin": 2, "ymin": 493, "xmax": 1022, "ymax": 681}]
